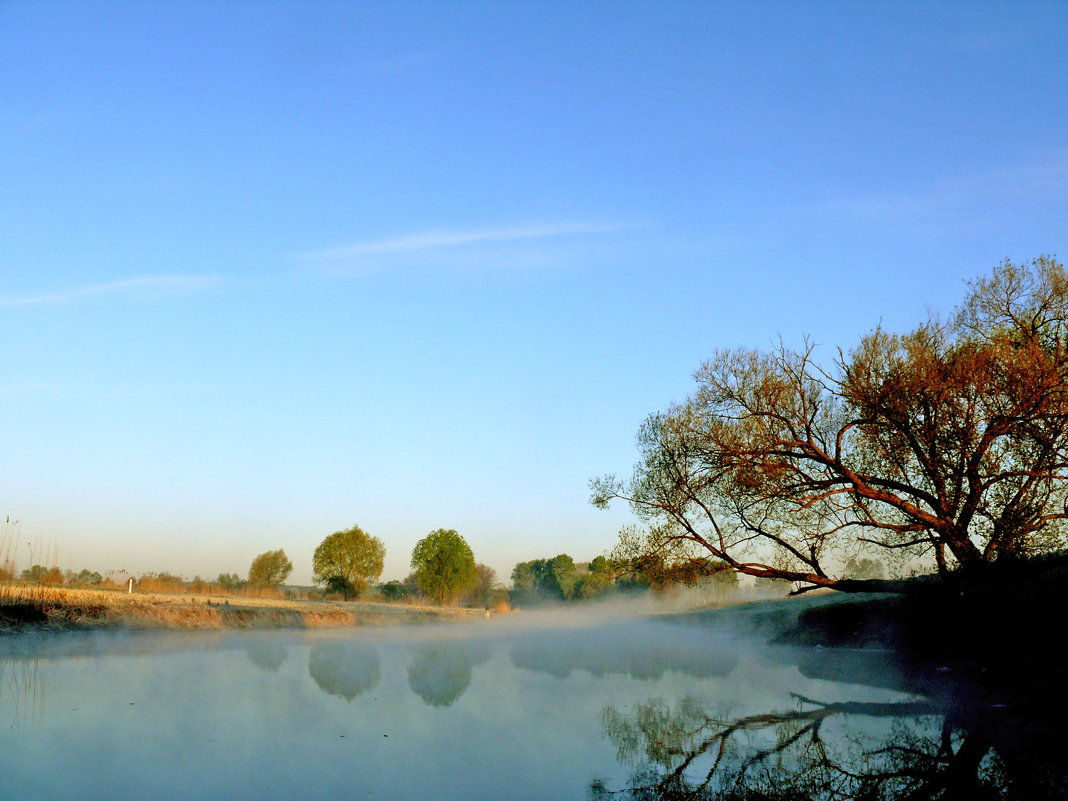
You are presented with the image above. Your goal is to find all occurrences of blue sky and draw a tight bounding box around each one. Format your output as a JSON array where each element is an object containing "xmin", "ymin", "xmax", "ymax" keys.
[{"xmin": 2, "ymin": 1, "xmax": 1067, "ymax": 584}]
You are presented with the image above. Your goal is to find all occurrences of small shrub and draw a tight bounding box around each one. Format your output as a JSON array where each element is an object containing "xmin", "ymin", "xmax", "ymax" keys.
[{"xmin": 379, "ymin": 580, "xmax": 411, "ymax": 603}]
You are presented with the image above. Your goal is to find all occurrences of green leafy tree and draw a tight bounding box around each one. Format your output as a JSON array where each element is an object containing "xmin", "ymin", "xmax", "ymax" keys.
[
  {"xmin": 21, "ymin": 564, "xmax": 63, "ymax": 584},
  {"xmin": 511, "ymin": 560, "xmax": 539, "ymax": 593},
  {"xmin": 464, "ymin": 563, "xmax": 499, "ymax": 608},
  {"xmin": 323, "ymin": 576, "xmax": 357, "ymax": 600},
  {"xmin": 593, "ymin": 258, "xmax": 1068, "ymax": 594},
  {"xmin": 843, "ymin": 555, "xmax": 887, "ymax": 581},
  {"xmin": 402, "ymin": 571, "xmax": 422, "ymax": 598},
  {"xmin": 378, "ymin": 579, "xmax": 412, "ymax": 602},
  {"xmin": 574, "ymin": 559, "xmax": 614, "ymax": 600},
  {"xmin": 66, "ymin": 568, "xmax": 103, "ymax": 586},
  {"xmin": 216, "ymin": 572, "xmax": 245, "ymax": 592},
  {"xmin": 511, "ymin": 559, "xmax": 547, "ymax": 605},
  {"xmin": 247, "ymin": 548, "xmax": 293, "ymax": 588},
  {"xmin": 574, "ymin": 575, "xmax": 611, "ymax": 600},
  {"xmin": 313, "ymin": 524, "xmax": 385, "ymax": 600},
  {"xmin": 700, "ymin": 566, "xmax": 740, "ymax": 604},
  {"xmin": 410, "ymin": 528, "xmax": 477, "ymax": 606},
  {"xmin": 548, "ymin": 554, "xmax": 578, "ymax": 599},
  {"xmin": 754, "ymin": 575, "xmax": 793, "ymax": 596},
  {"xmin": 511, "ymin": 555, "xmax": 582, "ymax": 604}
]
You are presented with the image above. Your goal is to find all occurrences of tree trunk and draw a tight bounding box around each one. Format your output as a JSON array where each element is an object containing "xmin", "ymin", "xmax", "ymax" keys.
[{"xmin": 820, "ymin": 578, "xmax": 910, "ymax": 594}]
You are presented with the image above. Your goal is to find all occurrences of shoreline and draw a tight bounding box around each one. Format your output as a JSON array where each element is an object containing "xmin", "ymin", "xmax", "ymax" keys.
[{"xmin": 0, "ymin": 584, "xmax": 484, "ymax": 633}]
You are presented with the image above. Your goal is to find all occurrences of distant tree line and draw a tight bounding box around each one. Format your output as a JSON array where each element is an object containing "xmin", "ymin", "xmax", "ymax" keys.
[
  {"xmin": 510, "ymin": 551, "xmax": 742, "ymax": 607},
  {"xmin": 16, "ymin": 565, "xmax": 105, "ymax": 587},
  {"xmin": 5, "ymin": 522, "xmax": 757, "ymax": 611}
]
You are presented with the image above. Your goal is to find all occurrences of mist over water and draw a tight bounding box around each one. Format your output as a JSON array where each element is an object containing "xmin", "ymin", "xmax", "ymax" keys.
[{"xmin": 0, "ymin": 611, "xmax": 1025, "ymax": 800}]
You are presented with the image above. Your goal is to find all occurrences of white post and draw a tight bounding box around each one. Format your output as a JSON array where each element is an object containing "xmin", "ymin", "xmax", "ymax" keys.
[{"xmin": 128, "ymin": 577, "xmax": 134, "ymax": 593}]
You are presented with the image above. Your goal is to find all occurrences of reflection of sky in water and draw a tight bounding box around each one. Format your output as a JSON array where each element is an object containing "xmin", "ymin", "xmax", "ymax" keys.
[{"xmin": 0, "ymin": 620, "xmax": 913, "ymax": 800}]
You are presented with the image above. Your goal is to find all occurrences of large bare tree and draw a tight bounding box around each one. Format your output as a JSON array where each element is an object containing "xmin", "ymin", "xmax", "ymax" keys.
[{"xmin": 592, "ymin": 258, "xmax": 1068, "ymax": 593}]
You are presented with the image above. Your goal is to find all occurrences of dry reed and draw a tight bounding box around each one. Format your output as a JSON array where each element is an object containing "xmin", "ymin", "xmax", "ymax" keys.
[{"xmin": 0, "ymin": 583, "xmax": 482, "ymax": 633}]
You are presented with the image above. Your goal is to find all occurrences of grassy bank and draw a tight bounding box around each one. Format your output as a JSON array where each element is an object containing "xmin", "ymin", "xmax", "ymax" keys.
[{"xmin": 0, "ymin": 583, "xmax": 484, "ymax": 633}]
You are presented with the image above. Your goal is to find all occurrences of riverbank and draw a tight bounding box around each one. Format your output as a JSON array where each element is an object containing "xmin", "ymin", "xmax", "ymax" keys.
[
  {"xmin": 669, "ymin": 554, "xmax": 1068, "ymax": 698},
  {"xmin": 691, "ymin": 558, "xmax": 1068, "ymax": 718},
  {"xmin": 0, "ymin": 583, "xmax": 484, "ymax": 633}
]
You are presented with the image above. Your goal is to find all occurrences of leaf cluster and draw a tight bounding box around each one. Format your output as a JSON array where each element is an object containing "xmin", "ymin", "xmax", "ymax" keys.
[
  {"xmin": 247, "ymin": 548, "xmax": 293, "ymax": 588},
  {"xmin": 312, "ymin": 524, "xmax": 385, "ymax": 599},
  {"xmin": 410, "ymin": 528, "xmax": 476, "ymax": 606}
]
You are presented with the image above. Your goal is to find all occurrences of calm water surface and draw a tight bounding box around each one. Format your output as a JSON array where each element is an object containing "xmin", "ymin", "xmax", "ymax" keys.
[{"xmin": 0, "ymin": 615, "xmax": 1036, "ymax": 799}]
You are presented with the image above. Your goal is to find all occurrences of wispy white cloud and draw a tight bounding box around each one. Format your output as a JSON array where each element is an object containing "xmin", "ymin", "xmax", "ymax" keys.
[
  {"xmin": 0, "ymin": 380, "xmax": 222, "ymax": 399},
  {"xmin": 818, "ymin": 150, "xmax": 1068, "ymax": 224},
  {"xmin": 0, "ymin": 274, "xmax": 221, "ymax": 308},
  {"xmin": 297, "ymin": 221, "xmax": 633, "ymax": 265}
]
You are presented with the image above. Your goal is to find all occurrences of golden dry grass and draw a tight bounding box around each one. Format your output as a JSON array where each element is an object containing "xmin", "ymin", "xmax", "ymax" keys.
[{"xmin": 0, "ymin": 583, "xmax": 481, "ymax": 633}]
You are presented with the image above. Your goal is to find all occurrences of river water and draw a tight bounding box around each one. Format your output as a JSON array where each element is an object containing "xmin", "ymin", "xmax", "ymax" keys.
[{"xmin": 0, "ymin": 613, "xmax": 1056, "ymax": 799}]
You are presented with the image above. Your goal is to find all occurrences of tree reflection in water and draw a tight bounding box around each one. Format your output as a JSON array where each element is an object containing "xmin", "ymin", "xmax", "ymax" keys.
[
  {"xmin": 510, "ymin": 625, "xmax": 737, "ymax": 681},
  {"xmin": 594, "ymin": 692, "xmax": 1065, "ymax": 801},
  {"xmin": 407, "ymin": 641, "xmax": 491, "ymax": 707},
  {"xmin": 246, "ymin": 639, "xmax": 287, "ymax": 673},
  {"xmin": 307, "ymin": 641, "xmax": 380, "ymax": 701}
]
